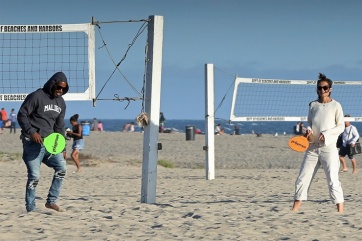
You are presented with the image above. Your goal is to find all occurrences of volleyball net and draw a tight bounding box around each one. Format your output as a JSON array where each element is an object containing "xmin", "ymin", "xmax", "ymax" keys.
[
  {"xmin": 0, "ymin": 23, "xmax": 95, "ymax": 102},
  {"xmin": 230, "ymin": 77, "xmax": 362, "ymax": 122}
]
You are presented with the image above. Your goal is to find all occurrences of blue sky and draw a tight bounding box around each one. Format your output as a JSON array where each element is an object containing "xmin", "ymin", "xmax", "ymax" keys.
[{"xmin": 0, "ymin": 0, "xmax": 361, "ymax": 120}]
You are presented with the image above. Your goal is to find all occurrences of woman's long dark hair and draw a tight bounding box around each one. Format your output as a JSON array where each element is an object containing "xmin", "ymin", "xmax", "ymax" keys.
[{"xmin": 317, "ymin": 73, "xmax": 333, "ymax": 98}]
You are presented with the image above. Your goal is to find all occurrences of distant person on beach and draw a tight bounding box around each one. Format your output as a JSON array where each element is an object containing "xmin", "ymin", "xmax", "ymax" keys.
[
  {"xmin": 159, "ymin": 112, "xmax": 166, "ymax": 133},
  {"xmin": 17, "ymin": 72, "xmax": 68, "ymax": 212},
  {"xmin": 234, "ymin": 125, "xmax": 240, "ymax": 135},
  {"xmin": 299, "ymin": 122, "xmax": 306, "ymax": 135},
  {"xmin": 9, "ymin": 108, "xmax": 17, "ymax": 134},
  {"xmin": 215, "ymin": 123, "xmax": 225, "ymax": 135},
  {"xmin": 123, "ymin": 122, "xmax": 130, "ymax": 132},
  {"xmin": 339, "ymin": 114, "xmax": 360, "ymax": 174},
  {"xmin": 195, "ymin": 128, "xmax": 202, "ymax": 134},
  {"xmin": 63, "ymin": 127, "xmax": 72, "ymax": 160},
  {"xmin": 294, "ymin": 122, "xmax": 306, "ymax": 135},
  {"xmin": 66, "ymin": 114, "xmax": 84, "ymax": 173},
  {"xmin": 292, "ymin": 73, "xmax": 345, "ymax": 213},
  {"xmin": 129, "ymin": 122, "xmax": 135, "ymax": 132},
  {"xmin": 91, "ymin": 118, "xmax": 98, "ymax": 131},
  {"xmin": 122, "ymin": 122, "xmax": 135, "ymax": 132},
  {"xmin": 1, "ymin": 107, "xmax": 7, "ymax": 130},
  {"xmin": 294, "ymin": 122, "xmax": 300, "ymax": 135},
  {"xmin": 0, "ymin": 108, "xmax": 2, "ymax": 132},
  {"xmin": 97, "ymin": 121, "xmax": 103, "ymax": 131}
]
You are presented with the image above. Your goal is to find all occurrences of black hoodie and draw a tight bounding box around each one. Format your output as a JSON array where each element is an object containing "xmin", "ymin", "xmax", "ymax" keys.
[{"xmin": 17, "ymin": 72, "xmax": 69, "ymax": 139}]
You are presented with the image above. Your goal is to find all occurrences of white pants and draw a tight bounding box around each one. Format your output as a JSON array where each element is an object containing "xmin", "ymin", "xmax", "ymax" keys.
[{"xmin": 294, "ymin": 145, "xmax": 344, "ymax": 204}]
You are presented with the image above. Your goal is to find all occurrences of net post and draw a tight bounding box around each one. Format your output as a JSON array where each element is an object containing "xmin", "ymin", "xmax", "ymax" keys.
[
  {"xmin": 229, "ymin": 75, "xmax": 238, "ymax": 121},
  {"xmin": 205, "ymin": 63, "xmax": 215, "ymax": 180},
  {"xmin": 88, "ymin": 22, "xmax": 96, "ymax": 101},
  {"xmin": 140, "ymin": 15, "xmax": 164, "ymax": 204}
]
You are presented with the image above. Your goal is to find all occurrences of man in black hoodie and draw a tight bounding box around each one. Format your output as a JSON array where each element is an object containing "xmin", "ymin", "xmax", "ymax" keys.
[{"xmin": 18, "ymin": 72, "xmax": 69, "ymax": 212}]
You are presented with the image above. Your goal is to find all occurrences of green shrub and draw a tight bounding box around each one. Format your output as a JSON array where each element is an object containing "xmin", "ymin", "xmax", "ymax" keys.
[{"xmin": 158, "ymin": 159, "xmax": 175, "ymax": 168}]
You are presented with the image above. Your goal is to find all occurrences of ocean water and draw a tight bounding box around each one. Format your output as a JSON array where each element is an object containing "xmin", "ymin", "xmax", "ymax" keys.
[{"xmin": 78, "ymin": 119, "xmax": 362, "ymax": 135}]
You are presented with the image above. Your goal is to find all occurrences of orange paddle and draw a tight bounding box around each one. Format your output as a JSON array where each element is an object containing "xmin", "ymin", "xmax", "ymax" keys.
[{"xmin": 288, "ymin": 136, "xmax": 309, "ymax": 152}]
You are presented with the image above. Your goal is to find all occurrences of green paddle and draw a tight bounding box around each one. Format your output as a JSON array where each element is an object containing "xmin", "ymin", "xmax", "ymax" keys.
[{"xmin": 43, "ymin": 133, "xmax": 66, "ymax": 154}]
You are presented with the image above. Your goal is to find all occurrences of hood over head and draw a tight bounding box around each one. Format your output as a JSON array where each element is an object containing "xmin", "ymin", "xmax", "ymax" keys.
[{"xmin": 43, "ymin": 72, "xmax": 69, "ymax": 98}]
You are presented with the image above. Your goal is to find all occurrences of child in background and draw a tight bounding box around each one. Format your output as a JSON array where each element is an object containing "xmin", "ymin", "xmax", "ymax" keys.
[{"xmin": 66, "ymin": 114, "xmax": 84, "ymax": 173}]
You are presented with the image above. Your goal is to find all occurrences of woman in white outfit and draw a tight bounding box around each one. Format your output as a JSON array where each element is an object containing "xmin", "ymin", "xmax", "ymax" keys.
[{"xmin": 292, "ymin": 73, "xmax": 345, "ymax": 213}]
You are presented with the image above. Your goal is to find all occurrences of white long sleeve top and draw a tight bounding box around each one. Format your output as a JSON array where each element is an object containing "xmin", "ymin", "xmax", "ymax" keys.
[{"xmin": 307, "ymin": 99, "xmax": 345, "ymax": 149}]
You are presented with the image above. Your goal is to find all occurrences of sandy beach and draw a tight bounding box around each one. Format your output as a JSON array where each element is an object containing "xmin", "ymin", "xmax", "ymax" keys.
[{"xmin": 1, "ymin": 131, "xmax": 362, "ymax": 240}]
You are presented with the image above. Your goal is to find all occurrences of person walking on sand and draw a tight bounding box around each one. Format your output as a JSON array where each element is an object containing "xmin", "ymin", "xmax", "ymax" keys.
[
  {"xmin": 66, "ymin": 114, "xmax": 84, "ymax": 173},
  {"xmin": 339, "ymin": 114, "xmax": 360, "ymax": 174},
  {"xmin": 9, "ymin": 108, "xmax": 17, "ymax": 134},
  {"xmin": 292, "ymin": 73, "xmax": 345, "ymax": 213},
  {"xmin": 17, "ymin": 72, "xmax": 68, "ymax": 212}
]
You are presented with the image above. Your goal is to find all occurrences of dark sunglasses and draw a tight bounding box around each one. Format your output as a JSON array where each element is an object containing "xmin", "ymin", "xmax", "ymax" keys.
[
  {"xmin": 55, "ymin": 85, "xmax": 66, "ymax": 91},
  {"xmin": 317, "ymin": 85, "xmax": 329, "ymax": 91}
]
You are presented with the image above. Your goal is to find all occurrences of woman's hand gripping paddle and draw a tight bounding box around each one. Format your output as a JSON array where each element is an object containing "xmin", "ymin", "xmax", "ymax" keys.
[
  {"xmin": 43, "ymin": 133, "xmax": 66, "ymax": 154},
  {"xmin": 288, "ymin": 136, "xmax": 309, "ymax": 152}
]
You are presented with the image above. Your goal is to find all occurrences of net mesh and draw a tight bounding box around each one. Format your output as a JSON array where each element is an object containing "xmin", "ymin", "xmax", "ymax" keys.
[
  {"xmin": 0, "ymin": 24, "xmax": 93, "ymax": 101},
  {"xmin": 230, "ymin": 77, "xmax": 362, "ymax": 121}
]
